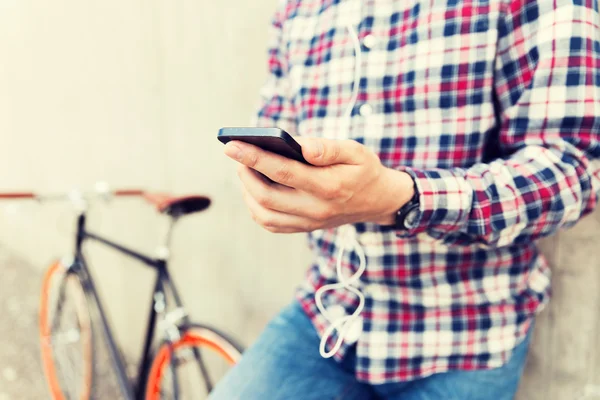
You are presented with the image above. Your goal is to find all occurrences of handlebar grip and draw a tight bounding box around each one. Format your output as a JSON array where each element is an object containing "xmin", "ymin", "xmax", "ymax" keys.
[
  {"xmin": 0, "ymin": 192, "xmax": 35, "ymax": 199},
  {"xmin": 113, "ymin": 189, "xmax": 145, "ymax": 197}
]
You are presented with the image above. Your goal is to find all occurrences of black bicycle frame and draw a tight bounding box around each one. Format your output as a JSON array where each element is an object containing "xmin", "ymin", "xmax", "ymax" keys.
[{"xmin": 71, "ymin": 211, "xmax": 186, "ymax": 400}]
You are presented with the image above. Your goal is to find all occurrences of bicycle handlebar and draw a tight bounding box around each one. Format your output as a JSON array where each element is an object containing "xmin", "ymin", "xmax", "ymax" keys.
[
  {"xmin": 0, "ymin": 187, "xmax": 211, "ymax": 219},
  {"xmin": 0, "ymin": 189, "xmax": 146, "ymax": 201},
  {"xmin": 0, "ymin": 192, "xmax": 36, "ymax": 199},
  {"xmin": 113, "ymin": 189, "xmax": 146, "ymax": 197}
]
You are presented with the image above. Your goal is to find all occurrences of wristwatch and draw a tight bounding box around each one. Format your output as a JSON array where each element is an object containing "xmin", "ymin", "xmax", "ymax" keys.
[{"xmin": 395, "ymin": 181, "xmax": 420, "ymax": 231}]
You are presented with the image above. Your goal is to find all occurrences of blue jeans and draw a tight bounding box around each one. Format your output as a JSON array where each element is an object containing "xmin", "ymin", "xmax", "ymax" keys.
[{"xmin": 209, "ymin": 301, "xmax": 533, "ymax": 400}]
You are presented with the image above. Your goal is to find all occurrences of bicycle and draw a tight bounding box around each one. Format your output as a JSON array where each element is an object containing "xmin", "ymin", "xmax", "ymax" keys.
[{"xmin": 0, "ymin": 186, "xmax": 243, "ymax": 399}]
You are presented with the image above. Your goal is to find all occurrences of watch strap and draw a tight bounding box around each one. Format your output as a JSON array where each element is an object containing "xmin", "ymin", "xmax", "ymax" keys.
[{"xmin": 395, "ymin": 181, "xmax": 419, "ymax": 231}]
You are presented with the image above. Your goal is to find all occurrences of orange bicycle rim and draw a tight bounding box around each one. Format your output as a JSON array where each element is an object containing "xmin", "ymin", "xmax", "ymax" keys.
[
  {"xmin": 145, "ymin": 329, "xmax": 241, "ymax": 400},
  {"xmin": 39, "ymin": 260, "xmax": 93, "ymax": 400}
]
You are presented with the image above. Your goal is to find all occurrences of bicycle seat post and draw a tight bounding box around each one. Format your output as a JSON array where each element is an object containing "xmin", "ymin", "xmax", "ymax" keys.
[{"xmin": 155, "ymin": 216, "xmax": 178, "ymax": 261}]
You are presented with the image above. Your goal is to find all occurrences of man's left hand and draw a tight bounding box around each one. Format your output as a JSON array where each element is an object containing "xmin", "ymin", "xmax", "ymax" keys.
[{"xmin": 224, "ymin": 137, "xmax": 415, "ymax": 233}]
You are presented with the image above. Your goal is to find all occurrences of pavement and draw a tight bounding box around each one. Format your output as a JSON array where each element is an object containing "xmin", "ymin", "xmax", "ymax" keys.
[
  {"xmin": 0, "ymin": 246, "xmax": 48, "ymax": 399},
  {"xmin": 0, "ymin": 246, "xmax": 124, "ymax": 400}
]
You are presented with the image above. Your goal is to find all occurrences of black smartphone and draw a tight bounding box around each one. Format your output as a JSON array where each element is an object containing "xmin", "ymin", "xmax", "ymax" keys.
[{"xmin": 218, "ymin": 127, "xmax": 309, "ymax": 164}]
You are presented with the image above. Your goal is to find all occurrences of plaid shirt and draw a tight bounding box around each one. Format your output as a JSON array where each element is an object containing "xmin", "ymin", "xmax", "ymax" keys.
[{"xmin": 254, "ymin": 0, "xmax": 600, "ymax": 384}]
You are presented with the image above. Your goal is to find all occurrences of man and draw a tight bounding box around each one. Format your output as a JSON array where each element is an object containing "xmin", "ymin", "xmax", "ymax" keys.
[{"xmin": 211, "ymin": 0, "xmax": 600, "ymax": 398}]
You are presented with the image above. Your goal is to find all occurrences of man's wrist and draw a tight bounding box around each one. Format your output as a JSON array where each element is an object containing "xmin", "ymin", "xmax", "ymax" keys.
[{"xmin": 371, "ymin": 168, "xmax": 415, "ymax": 225}]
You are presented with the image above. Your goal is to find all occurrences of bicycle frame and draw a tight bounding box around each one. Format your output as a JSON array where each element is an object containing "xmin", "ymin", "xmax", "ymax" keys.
[{"xmin": 70, "ymin": 210, "xmax": 187, "ymax": 400}]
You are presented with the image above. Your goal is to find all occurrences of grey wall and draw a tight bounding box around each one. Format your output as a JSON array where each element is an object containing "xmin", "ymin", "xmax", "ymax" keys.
[
  {"xmin": 0, "ymin": 0, "xmax": 310, "ymax": 367},
  {"xmin": 0, "ymin": 1, "xmax": 598, "ymax": 399}
]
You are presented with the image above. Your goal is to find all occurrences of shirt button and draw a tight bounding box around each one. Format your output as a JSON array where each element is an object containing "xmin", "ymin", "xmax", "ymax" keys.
[
  {"xmin": 359, "ymin": 103, "xmax": 373, "ymax": 116},
  {"xmin": 360, "ymin": 231, "xmax": 378, "ymax": 243},
  {"xmin": 365, "ymin": 285, "xmax": 387, "ymax": 300},
  {"xmin": 362, "ymin": 34, "xmax": 378, "ymax": 50}
]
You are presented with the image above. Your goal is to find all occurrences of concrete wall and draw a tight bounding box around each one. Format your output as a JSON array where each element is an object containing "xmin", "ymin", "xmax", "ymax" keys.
[
  {"xmin": 0, "ymin": 0, "xmax": 310, "ymax": 368},
  {"xmin": 0, "ymin": 1, "xmax": 598, "ymax": 399}
]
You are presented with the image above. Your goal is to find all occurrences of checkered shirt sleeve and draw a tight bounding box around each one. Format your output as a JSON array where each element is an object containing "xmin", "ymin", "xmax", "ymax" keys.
[{"xmin": 401, "ymin": 0, "xmax": 600, "ymax": 247}]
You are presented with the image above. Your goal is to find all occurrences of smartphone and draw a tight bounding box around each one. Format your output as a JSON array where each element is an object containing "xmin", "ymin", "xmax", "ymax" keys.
[{"xmin": 218, "ymin": 127, "xmax": 309, "ymax": 165}]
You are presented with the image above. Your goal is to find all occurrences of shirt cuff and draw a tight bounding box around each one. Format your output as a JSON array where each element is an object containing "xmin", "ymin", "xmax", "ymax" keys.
[{"xmin": 397, "ymin": 167, "xmax": 473, "ymax": 240}]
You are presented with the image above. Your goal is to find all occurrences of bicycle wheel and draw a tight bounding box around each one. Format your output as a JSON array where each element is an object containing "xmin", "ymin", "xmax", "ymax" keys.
[
  {"xmin": 145, "ymin": 324, "xmax": 243, "ymax": 399},
  {"xmin": 39, "ymin": 260, "xmax": 93, "ymax": 400}
]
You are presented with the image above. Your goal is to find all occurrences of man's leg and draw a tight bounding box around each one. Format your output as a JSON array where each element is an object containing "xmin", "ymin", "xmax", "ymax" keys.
[
  {"xmin": 372, "ymin": 324, "xmax": 534, "ymax": 400},
  {"xmin": 209, "ymin": 300, "xmax": 376, "ymax": 400}
]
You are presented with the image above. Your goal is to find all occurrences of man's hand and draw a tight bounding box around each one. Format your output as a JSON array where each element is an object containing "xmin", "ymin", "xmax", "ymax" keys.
[{"xmin": 224, "ymin": 137, "xmax": 415, "ymax": 233}]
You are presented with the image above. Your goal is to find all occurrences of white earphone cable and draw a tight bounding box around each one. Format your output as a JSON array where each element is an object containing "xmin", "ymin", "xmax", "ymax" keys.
[{"xmin": 315, "ymin": 22, "xmax": 366, "ymax": 359}]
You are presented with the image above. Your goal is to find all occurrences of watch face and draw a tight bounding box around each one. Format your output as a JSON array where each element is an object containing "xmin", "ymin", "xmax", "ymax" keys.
[{"xmin": 404, "ymin": 206, "xmax": 420, "ymax": 229}]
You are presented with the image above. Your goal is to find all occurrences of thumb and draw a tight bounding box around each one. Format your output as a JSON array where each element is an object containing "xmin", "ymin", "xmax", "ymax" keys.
[{"xmin": 297, "ymin": 137, "xmax": 364, "ymax": 166}]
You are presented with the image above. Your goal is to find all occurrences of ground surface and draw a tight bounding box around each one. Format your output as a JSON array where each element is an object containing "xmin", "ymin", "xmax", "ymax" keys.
[{"xmin": 0, "ymin": 247, "xmax": 123, "ymax": 400}]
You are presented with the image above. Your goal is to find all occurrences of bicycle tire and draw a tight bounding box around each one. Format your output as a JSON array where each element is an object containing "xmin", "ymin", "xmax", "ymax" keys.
[
  {"xmin": 145, "ymin": 323, "xmax": 244, "ymax": 399},
  {"xmin": 39, "ymin": 260, "xmax": 94, "ymax": 400}
]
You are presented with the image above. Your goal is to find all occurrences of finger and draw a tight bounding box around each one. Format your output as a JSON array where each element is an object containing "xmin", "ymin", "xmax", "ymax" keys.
[
  {"xmin": 295, "ymin": 137, "xmax": 368, "ymax": 166},
  {"xmin": 225, "ymin": 140, "xmax": 320, "ymax": 190},
  {"xmin": 241, "ymin": 186, "xmax": 318, "ymax": 233},
  {"xmin": 237, "ymin": 166, "xmax": 328, "ymax": 218}
]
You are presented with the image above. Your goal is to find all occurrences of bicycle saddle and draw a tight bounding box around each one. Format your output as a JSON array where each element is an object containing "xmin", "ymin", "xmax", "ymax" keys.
[{"xmin": 143, "ymin": 193, "xmax": 211, "ymax": 218}]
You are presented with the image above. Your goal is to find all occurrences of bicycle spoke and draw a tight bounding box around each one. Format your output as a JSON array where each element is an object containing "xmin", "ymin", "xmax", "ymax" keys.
[
  {"xmin": 148, "ymin": 327, "xmax": 243, "ymax": 400},
  {"xmin": 52, "ymin": 328, "xmax": 81, "ymax": 345},
  {"xmin": 50, "ymin": 278, "xmax": 68, "ymax": 332},
  {"xmin": 55, "ymin": 327, "xmax": 80, "ymax": 394},
  {"xmin": 55, "ymin": 334, "xmax": 80, "ymax": 398},
  {"xmin": 170, "ymin": 345, "xmax": 180, "ymax": 400},
  {"xmin": 192, "ymin": 347, "xmax": 213, "ymax": 394},
  {"xmin": 42, "ymin": 272, "xmax": 92, "ymax": 400}
]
